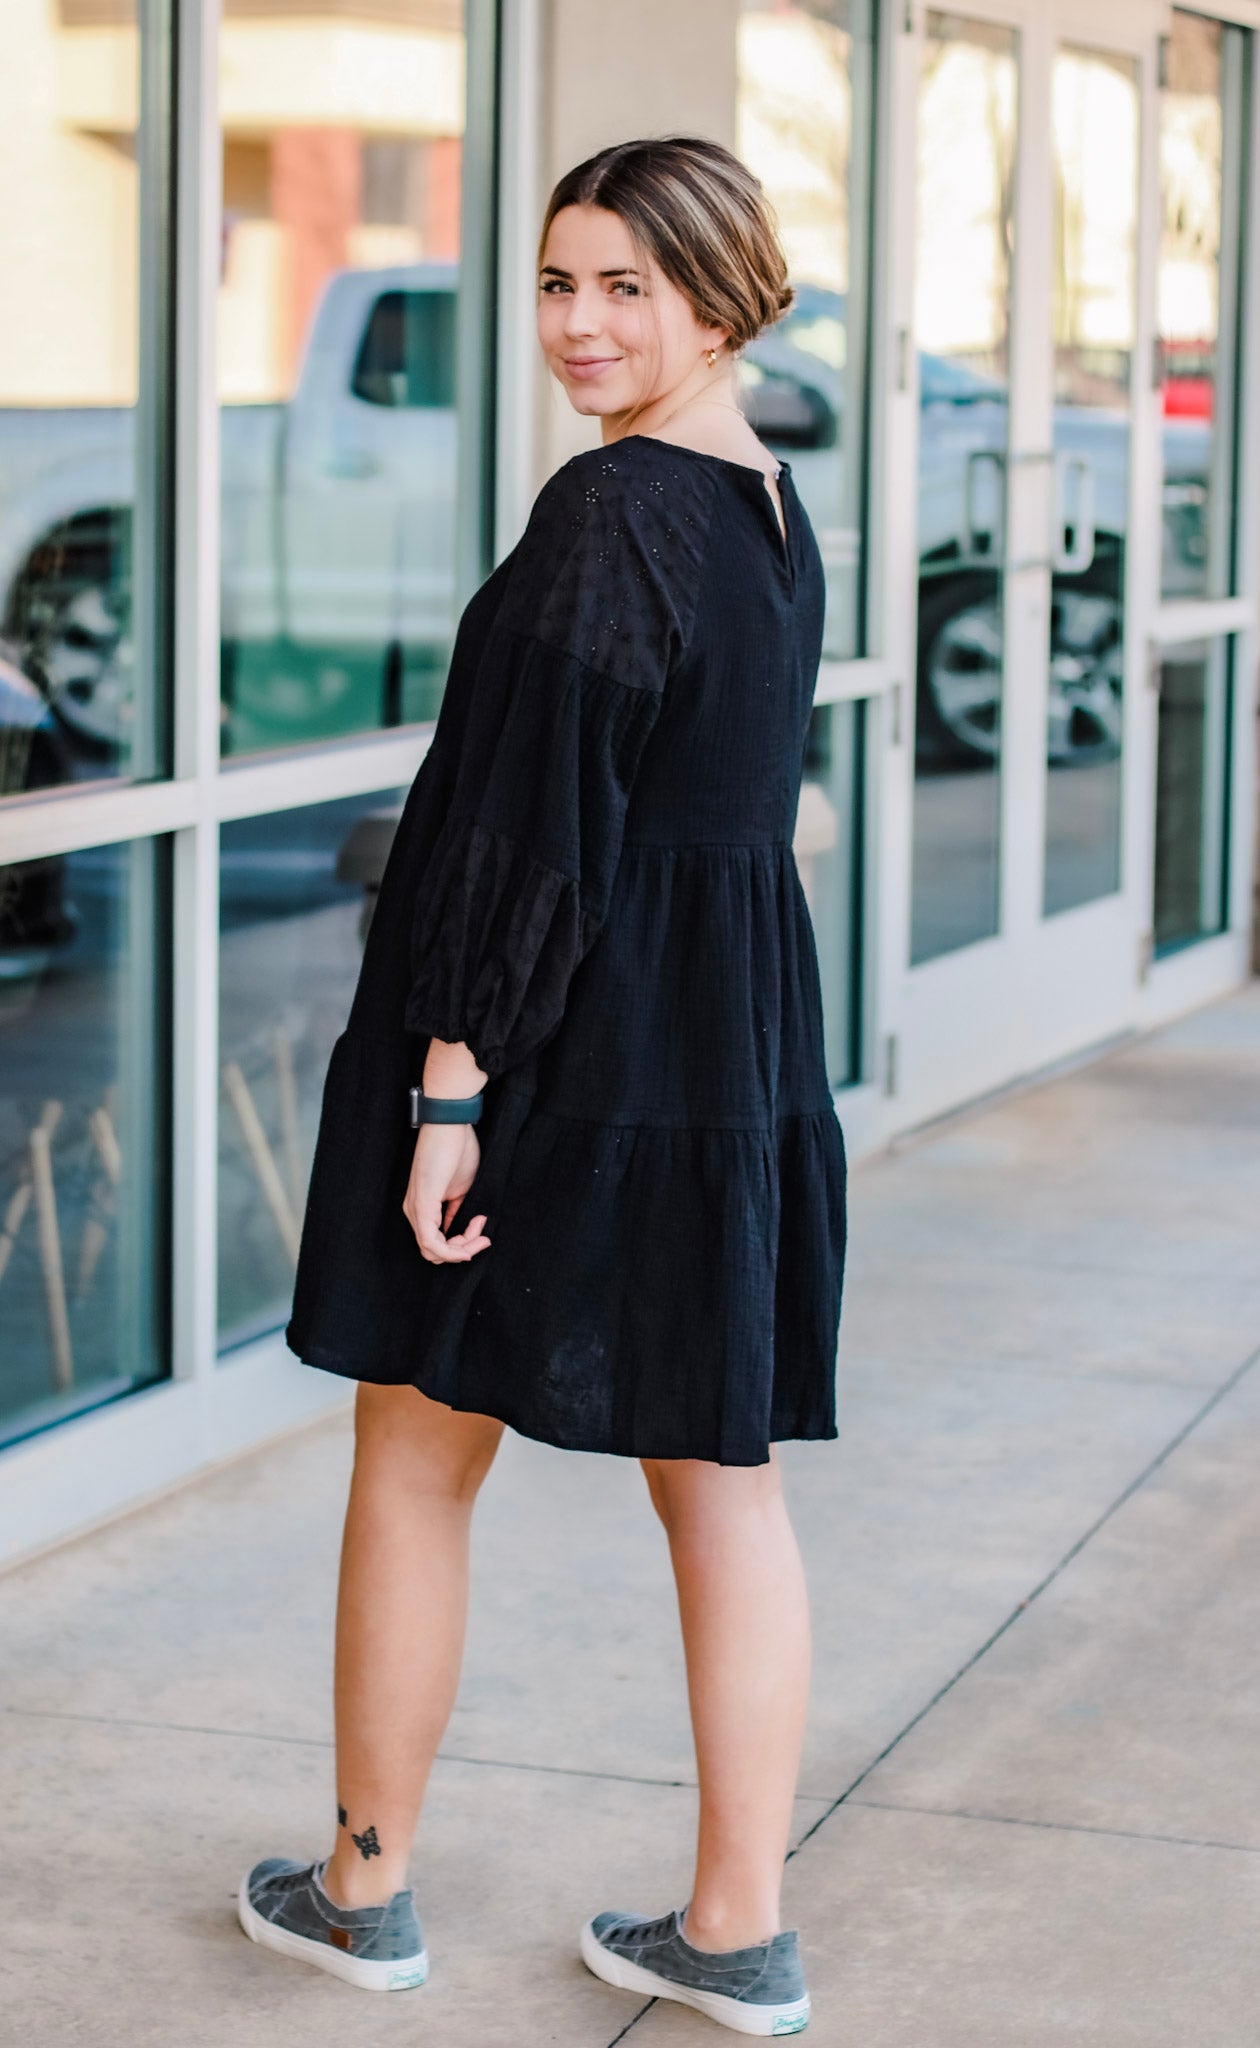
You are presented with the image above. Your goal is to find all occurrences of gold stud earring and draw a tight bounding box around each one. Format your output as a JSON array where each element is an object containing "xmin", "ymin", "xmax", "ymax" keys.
[{"xmin": 706, "ymin": 348, "xmax": 718, "ymax": 367}]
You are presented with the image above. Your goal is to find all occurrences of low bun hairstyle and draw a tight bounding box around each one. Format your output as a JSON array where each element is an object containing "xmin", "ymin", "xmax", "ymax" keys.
[{"xmin": 537, "ymin": 135, "xmax": 795, "ymax": 365}]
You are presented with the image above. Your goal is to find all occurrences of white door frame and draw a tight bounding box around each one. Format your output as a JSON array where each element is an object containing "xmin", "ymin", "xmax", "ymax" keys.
[
  {"xmin": 877, "ymin": 0, "xmax": 1255, "ymax": 1136},
  {"xmin": 1138, "ymin": 0, "xmax": 1260, "ymax": 1031}
]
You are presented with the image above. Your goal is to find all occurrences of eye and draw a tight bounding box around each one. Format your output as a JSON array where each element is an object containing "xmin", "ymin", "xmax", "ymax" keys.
[
  {"xmin": 538, "ymin": 279, "xmax": 570, "ymax": 294},
  {"xmin": 612, "ymin": 281, "xmax": 640, "ymax": 296}
]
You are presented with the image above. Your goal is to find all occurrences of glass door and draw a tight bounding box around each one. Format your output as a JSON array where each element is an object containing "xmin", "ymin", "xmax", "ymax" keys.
[
  {"xmin": 909, "ymin": 11, "xmax": 1017, "ymax": 970},
  {"xmin": 894, "ymin": 0, "xmax": 1163, "ymax": 1128},
  {"xmin": 1041, "ymin": 41, "xmax": 1140, "ymax": 922}
]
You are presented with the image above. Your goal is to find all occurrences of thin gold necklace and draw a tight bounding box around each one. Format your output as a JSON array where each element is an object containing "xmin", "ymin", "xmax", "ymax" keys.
[
  {"xmin": 657, "ymin": 395, "xmax": 745, "ymax": 426},
  {"xmin": 651, "ymin": 395, "xmax": 781, "ymax": 489}
]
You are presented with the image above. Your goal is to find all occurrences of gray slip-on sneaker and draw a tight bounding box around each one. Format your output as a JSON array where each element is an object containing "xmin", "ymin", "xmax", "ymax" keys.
[
  {"xmin": 237, "ymin": 1856, "xmax": 429, "ymax": 1991},
  {"xmin": 580, "ymin": 1905, "xmax": 810, "ymax": 2036}
]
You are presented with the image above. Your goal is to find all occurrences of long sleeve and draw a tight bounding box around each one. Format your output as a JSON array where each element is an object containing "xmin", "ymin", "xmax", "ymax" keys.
[{"xmin": 403, "ymin": 442, "xmax": 716, "ymax": 1078}]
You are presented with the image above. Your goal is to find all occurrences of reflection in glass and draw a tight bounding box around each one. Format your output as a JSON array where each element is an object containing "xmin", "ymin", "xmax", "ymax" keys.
[
  {"xmin": 0, "ymin": 840, "xmax": 168, "ymax": 1449},
  {"xmin": 218, "ymin": 3, "xmax": 469, "ymax": 756},
  {"xmin": 1158, "ymin": 12, "xmax": 1249, "ymax": 601},
  {"xmin": 797, "ymin": 700, "xmax": 864, "ymax": 1086},
  {"xmin": 910, "ymin": 13, "xmax": 1017, "ymax": 965},
  {"xmin": 1042, "ymin": 46, "xmax": 1138, "ymax": 920},
  {"xmin": 736, "ymin": 0, "xmax": 876, "ymax": 659},
  {"xmin": 218, "ymin": 789, "xmax": 407, "ymax": 1349},
  {"xmin": 1153, "ymin": 638, "xmax": 1232, "ymax": 955},
  {"xmin": 0, "ymin": 0, "xmax": 166, "ymax": 794}
]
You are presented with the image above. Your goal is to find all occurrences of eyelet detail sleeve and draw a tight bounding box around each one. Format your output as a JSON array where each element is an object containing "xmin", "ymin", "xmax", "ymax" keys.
[{"xmin": 403, "ymin": 446, "xmax": 716, "ymax": 1078}]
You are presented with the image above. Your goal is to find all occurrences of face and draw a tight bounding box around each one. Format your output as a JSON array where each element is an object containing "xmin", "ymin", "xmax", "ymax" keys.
[{"xmin": 537, "ymin": 203, "xmax": 727, "ymax": 421}]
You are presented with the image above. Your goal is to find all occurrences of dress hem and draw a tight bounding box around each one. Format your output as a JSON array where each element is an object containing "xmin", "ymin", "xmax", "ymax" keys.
[{"xmin": 286, "ymin": 1324, "xmax": 839, "ymax": 1469}]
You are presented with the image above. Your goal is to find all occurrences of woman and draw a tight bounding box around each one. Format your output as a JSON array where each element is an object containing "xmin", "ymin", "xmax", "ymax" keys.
[{"xmin": 237, "ymin": 135, "xmax": 847, "ymax": 2039}]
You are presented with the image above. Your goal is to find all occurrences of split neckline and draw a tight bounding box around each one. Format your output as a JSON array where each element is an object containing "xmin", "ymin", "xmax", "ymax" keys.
[{"xmin": 618, "ymin": 434, "xmax": 796, "ymax": 587}]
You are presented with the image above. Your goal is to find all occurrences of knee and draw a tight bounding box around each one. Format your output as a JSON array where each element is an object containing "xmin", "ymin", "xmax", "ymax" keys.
[
  {"xmin": 641, "ymin": 1452, "xmax": 783, "ymax": 1540},
  {"xmin": 640, "ymin": 1456, "xmax": 671, "ymax": 1527},
  {"xmin": 353, "ymin": 1381, "xmax": 503, "ymax": 1505}
]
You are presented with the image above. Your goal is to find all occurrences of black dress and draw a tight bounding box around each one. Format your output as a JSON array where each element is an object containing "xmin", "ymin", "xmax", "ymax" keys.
[{"xmin": 286, "ymin": 433, "xmax": 847, "ymax": 1466}]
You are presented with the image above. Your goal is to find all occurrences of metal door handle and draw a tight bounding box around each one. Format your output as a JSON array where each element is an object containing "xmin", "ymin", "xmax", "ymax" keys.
[
  {"xmin": 964, "ymin": 448, "xmax": 1006, "ymax": 560},
  {"xmin": 1054, "ymin": 453, "xmax": 1096, "ymax": 574}
]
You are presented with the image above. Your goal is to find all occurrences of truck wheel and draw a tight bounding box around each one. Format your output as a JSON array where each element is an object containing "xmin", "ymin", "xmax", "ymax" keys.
[
  {"xmin": 916, "ymin": 560, "xmax": 1123, "ymax": 768},
  {"xmin": 916, "ymin": 569, "xmax": 1003, "ymax": 764},
  {"xmin": 1044, "ymin": 568, "xmax": 1124, "ymax": 766},
  {"xmin": 8, "ymin": 515, "xmax": 132, "ymax": 761}
]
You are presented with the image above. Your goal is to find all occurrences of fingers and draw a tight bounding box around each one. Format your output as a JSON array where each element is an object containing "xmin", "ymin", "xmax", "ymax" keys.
[
  {"xmin": 429, "ymin": 1215, "xmax": 491, "ymax": 1264},
  {"xmin": 403, "ymin": 1205, "xmax": 491, "ymax": 1265}
]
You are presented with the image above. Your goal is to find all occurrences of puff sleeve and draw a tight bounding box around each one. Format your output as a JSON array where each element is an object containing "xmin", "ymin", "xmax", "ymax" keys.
[{"xmin": 403, "ymin": 444, "xmax": 715, "ymax": 1078}]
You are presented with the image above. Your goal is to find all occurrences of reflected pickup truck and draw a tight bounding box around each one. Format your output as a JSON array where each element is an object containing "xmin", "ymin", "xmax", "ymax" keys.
[
  {"xmin": 0, "ymin": 263, "xmax": 1214, "ymax": 776},
  {"xmin": 0, "ymin": 262, "xmax": 459, "ymax": 762}
]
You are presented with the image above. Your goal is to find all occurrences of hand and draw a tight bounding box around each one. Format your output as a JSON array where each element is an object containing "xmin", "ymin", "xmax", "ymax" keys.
[{"xmin": 402, "ymin": 1122, "xmax": 492, "ymax": 1264}]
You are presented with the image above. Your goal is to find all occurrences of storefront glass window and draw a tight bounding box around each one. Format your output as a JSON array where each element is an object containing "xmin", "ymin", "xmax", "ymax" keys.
[
  {"xmin": 0, "ymin": 839, "xmax": 169, "ymax": 1448},
  {"xmin": 0, "ymin": 0, "xmax": 171, "ymax": 798},
  {"xmin": 217, "ymin": 788, "xmax": 408, "ymax": 1350},
  {"xmin": 217, "ymin": 1, "xmax": 477, "ymax": 757}
]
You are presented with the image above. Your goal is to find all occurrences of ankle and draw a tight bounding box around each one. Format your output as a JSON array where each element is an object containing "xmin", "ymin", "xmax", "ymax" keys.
[
  {"xmin": 682, "ymin": 1903, "xmax": 780, "ymax": 1952},
  {"xmin": 321, "ymin": 1851, "xmax": 405, "ymax": 1910}
]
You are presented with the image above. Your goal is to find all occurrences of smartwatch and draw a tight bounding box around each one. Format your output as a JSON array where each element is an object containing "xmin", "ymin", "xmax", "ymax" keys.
[{"xmin": 409, "ymin": 1086, "xmax": 484, "ymax": 1127}]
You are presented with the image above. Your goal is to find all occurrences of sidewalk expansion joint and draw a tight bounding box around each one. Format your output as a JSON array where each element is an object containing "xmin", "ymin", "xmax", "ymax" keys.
[
  {"xmin": 786, "ymin": 1338, "xmax": 1260, "ymax": 1866},
  {"xmin": 598, "ymin": 1337, "xmax": 1260, "ymax": 2046},
  {"xmin": 846, "ymin": 1795, "xmax": 1260, "ymax": 1857},
  {"xmin": 0, "ymin": 1704, "xmax": 693, "ymax": 1792},
  {"xmin": 605, "ymin": 2004, "xmax": 659, "ymax": 2045}
]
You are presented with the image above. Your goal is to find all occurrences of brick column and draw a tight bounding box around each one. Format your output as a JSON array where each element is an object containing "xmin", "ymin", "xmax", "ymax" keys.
[{"xmin": 270, "ymin": 128, "xmax": 363, "ymax": 388}]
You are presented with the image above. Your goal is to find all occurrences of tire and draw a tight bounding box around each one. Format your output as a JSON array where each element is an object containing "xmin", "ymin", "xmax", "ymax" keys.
[
  {"xmin": 7, "ymin": 513, "xmax": 132, "ymax": 762},
  {"xmin": 915, "ymin": 567, "xmax": 1003, "ymax": 765},
  {"xmin": 916, "ymin": 557, "xmax": 1124, "ymax": 768}
]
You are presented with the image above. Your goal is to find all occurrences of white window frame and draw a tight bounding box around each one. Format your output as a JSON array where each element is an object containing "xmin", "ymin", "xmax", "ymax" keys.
[{"xmin": 0, "ymin": 0, "xmax": 526, "ymax": 1563}]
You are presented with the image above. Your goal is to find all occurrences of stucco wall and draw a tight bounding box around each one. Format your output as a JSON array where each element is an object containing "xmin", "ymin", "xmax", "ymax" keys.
[{"xmin": 536, "ymin": 0, "xmax": 741, "ymax": 481}]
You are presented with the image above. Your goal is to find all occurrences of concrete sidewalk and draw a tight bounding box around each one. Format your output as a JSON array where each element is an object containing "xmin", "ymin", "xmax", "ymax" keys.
[{"xmin": 5, "ymin": 988, "xmax": 1260, "ymax": 2047}]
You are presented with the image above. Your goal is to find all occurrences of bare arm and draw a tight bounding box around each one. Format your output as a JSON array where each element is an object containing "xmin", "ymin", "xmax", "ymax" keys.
[
  {"xmin": 402, "ymin": 1038, "xmax": 492, "ymax": 1266},
  {"xmin": 421, "ymin": 1037, "xmax": 488, "ymax": 1101}
]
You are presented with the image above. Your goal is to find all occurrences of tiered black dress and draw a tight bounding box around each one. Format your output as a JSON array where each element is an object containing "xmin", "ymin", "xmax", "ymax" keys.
[{"xmin": 286, "ymin": 433, "xmax": 847, "ymax": 1466}]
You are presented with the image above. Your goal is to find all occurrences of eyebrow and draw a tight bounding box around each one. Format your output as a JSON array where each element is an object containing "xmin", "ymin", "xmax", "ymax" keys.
[{"xmin": 538, "ymin": 265, "xmax": 642, "ymax": 279}]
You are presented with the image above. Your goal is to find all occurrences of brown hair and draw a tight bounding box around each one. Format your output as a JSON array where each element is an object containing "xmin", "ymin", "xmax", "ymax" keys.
[{"xmin": 537, "ymin": 136, "xmax": 795, "ymax": 425}]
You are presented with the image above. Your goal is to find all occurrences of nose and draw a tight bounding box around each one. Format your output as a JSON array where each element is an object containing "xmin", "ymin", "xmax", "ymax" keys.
[{"xmin": 562, "ymin": 286, "xmax": 603, "ymax": 341}]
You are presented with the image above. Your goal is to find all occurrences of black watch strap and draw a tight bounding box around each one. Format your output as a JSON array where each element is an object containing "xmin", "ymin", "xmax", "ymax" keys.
[{"xmin": 409, "ymin": 1086, "xmax": 483, "ymax": 1127}]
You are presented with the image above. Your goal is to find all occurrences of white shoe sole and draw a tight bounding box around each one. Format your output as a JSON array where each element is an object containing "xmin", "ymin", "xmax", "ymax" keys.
[
  {"xmin": 580, "ymin": 1918, "xmax": 811, "ymax": 2036},
  {"xmin": 237, "ymin": 1872, "xmax": 429, "ymax": 1991}
]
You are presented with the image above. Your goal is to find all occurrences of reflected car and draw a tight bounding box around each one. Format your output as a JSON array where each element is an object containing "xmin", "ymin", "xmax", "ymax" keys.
[
  {"xmin": 0, "ymin": 271, "xmax": 1210, "ymax": 775},
  {"xmin": 0, "ymin": 266, "xmax": 460, "ymax": 768},
  {"xmin": 742, "ymin": 283, "xmax": 1210, "ymax": 768},
  {"xmin": 0, "ymin": 651, "xmax": 76, "ymax": 980}
]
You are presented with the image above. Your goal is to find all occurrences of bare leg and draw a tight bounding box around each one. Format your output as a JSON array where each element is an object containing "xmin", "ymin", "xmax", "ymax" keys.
[
  {"xmin": 323, "ymin": 1381, "xmax": 503, "ymax": 1907},
  {"xmin": 640, "ymin": 1448, "xmax": 810, "ymax": 1951}
]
